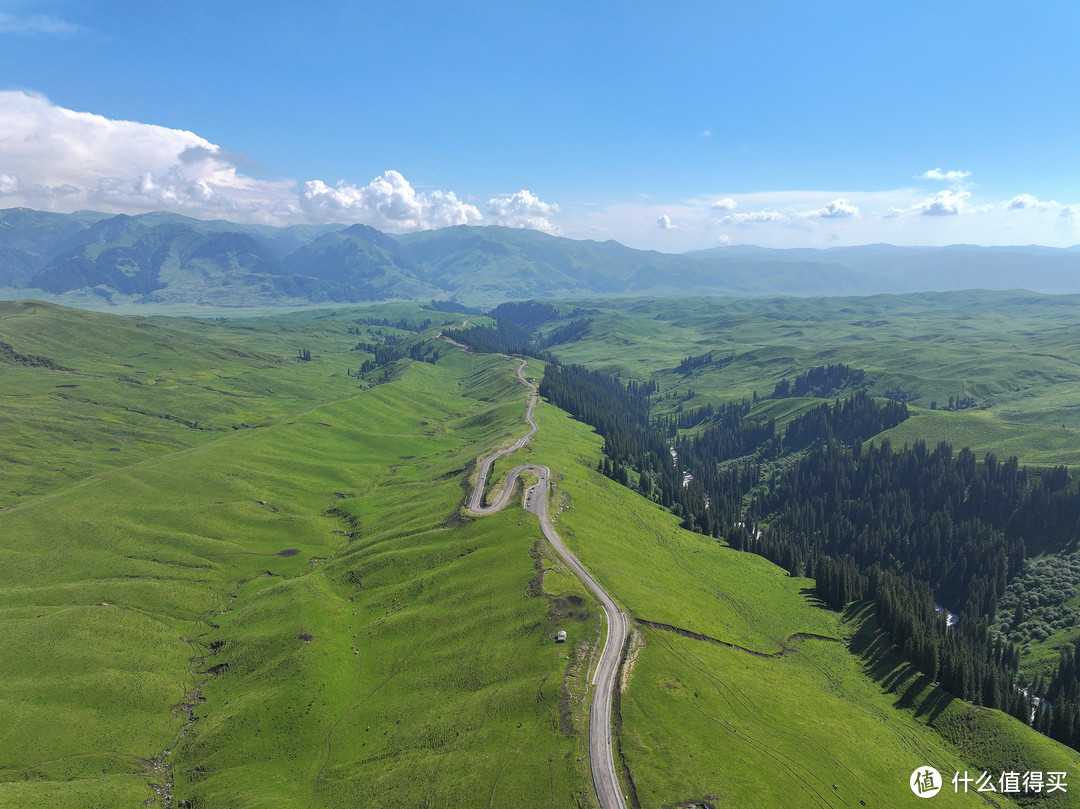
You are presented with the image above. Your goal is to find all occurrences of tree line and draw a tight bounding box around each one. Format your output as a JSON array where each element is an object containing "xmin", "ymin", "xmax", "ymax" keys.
[
  {"xmin": 443, "ymin": 300, "xmax": 594, "ymax": 356},
  {"xmin": 770, "ymin": 363, "xmax": 866, "ymax": 399},
  {"xmin": 537, "ymin": 359, "xmax": 1080, "ymax": 751}
]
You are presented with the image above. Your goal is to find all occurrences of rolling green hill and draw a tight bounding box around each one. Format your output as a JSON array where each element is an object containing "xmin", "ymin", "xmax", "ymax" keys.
[
  {"xmin": 546, "ymin": 290, "xmax": 1080, "ymax": 464},
  {"xmin": 0, "ymin": 305, "xmax": 598, "ymax": 807},
  {"xmin": 4, "ymin": 297, "xmax": 1080, "ymax": 808}
]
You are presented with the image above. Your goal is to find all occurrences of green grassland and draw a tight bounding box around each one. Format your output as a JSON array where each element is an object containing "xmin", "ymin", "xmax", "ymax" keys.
[
  {"xmin": 549, "ymin": 290, "xmax": 1080, "ymax": 465},
  {"xmin": 540, "ymin": 291, "xmax": 1080, "ymax": 733},
  {"xmin": 0, "ymin": 310, "xmax": 598, "ymax": 808},
  {"xmin": 5, "ymin": 295, "xmax": 1080, "ymax": 809},
  {"xmin": 0, "ymin": 300, "xmax": 460, "ymax": 506},
  {"xmin": 523, "ymin": 390, "xmax": 1080, "ymax": 807},
  {"xmin": 874, "ymin": 407, "xmax": 1080, "ymax": 467}
]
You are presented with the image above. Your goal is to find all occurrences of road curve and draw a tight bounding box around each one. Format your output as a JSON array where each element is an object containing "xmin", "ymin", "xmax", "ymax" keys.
[
  {"xmin": 464, "ymin": 355, "xmax": 630, "ymax": 809},
  {"xmin": 467, "ymin": 359, "xmax": 539, "ymax": 515}
]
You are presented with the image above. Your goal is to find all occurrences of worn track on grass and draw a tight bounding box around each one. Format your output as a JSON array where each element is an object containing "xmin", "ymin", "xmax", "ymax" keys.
[{"xmin": 464, "ymin": 353, "xmax": 630, "ymax": 809}]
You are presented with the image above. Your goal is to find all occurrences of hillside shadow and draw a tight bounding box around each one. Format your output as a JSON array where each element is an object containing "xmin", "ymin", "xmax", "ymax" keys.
[
  {"xmin": 845, "ymin": 601, "xmax": 955, "ymax": 725},
  {"xmin": 799, "ymin": 585, "xmax": 829, "ymax": 610}
]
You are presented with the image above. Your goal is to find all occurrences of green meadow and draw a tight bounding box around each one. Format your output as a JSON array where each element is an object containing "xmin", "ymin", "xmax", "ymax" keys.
[
  {"xmin": 0, "ymin": 306, "xmax": 598, "ymax": 808},
  {"xmin": 524, "ymin": 392, "xmax": 1080, "ymax": 807},
  {"xmin": 550, "ymin": 291, "xmax": 1080, "ymax": 465},
  {"xmin": 875, "ymin": 407, "xmax": 1080, "ymax": 467},
  {"xmin": 4, "ymin": 292, "xmax": 1080, "ymax": 808},
  {"xmin": 0, "ymin": 300, "xmax": 460, "ymax": 507}
]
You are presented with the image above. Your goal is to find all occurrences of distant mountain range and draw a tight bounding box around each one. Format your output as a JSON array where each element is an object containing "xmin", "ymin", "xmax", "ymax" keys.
[{"xmin": 2, "ymin": 207, "xmax": 1080, "ymax": 307}]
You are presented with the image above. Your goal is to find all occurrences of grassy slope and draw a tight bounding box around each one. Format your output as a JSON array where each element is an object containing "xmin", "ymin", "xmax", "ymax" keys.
[
  {"xmin": 0, "ymin": 299, "xmax": 461, "ymax": 507},
  {"xmin": 548, "ymin": 292, "xmax": 1080, "ymax": 737},
  {"xmin": 0, "ymin": 310, "xmax": 597, "ymax": 808},
  {"xmin": 552, "ymin": 291, "xmax": 1080, "ymax": 465},
  {"xmin": 524, "ymin": 393, "xmax": 1080, "ymax": 808},
  {"xmin": 875, "ymin": 407, "xmax": 1080, "ymax": 466},
  {"xmin": 6, "ymin": 296, "xmax": 1080, "ymax": 808}
]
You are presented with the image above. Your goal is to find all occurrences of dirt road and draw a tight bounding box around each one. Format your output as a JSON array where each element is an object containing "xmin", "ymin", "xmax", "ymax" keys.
[{"xmin": 465, "ymin": 356, "xmax": 630, "ymax": 809}]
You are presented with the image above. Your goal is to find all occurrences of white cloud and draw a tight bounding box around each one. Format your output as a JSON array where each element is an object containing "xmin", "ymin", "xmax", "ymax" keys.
[
  {"xmin": 300, "ymin": 172, "xmax": 481, "ymax": 232},
  {"xmin": 3, "ymin": 91, "xmax": 1079, "ymax": 250},
  {"xmin": 719, "ymin": 209, "xmax": 785, "ymax": 225},
  {"xmin": 716, "ymin": 235, "xmax": 731, "ymax": 245},
  {"xmin": 1008, "ymin": 193, "xmax": 1039, "ymax": 210},
  {"xmin": 486, "ymin": 189, "xmax": 560, "ymax": 233},
  {"xmin": 0, "ymin": 172, "xmax": 21, "ymax": 195},
  {"xmin": 917, "ymin": 189, "xmax": 970, "ymax": 216},
  {"xmin": 920, "ymin": 168, "xmax": 972, "ymax": 184},
  {"xmin": 567, "ymin": 188, "xmax": 1080, "ymax": 251},
  {"xmin": 700, "ymin": 129, "xmax": 712, "ymax": 138},
  {"xmin": 1, "ymin": 90, "xmax": 211, "ymax": 188},
  {"xmin": 0, "ymin": 90, "xmax": 493, "ymax": 231},
  {"xmin": 812, "ymin": 198, "xmax": 859, "ymax": 219},
  {"xmin": 1007, "ymin": 193, "xmax": 1057, "ymax": 212},
  {"xmin": 0, "ymin": 89, "xmax": 299, "ymax": 223},
  {"xmin": 0, "ymin": 12, "xmax": 78, "ymax": 35}
]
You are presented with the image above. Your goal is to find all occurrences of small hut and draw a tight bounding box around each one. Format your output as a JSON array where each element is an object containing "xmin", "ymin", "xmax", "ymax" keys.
[{"xmin": 555, "ymin": 630, "xmax": 567, "ymax": 643}]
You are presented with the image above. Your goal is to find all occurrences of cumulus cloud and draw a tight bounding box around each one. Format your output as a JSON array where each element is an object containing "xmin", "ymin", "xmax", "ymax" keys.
[
  {"xmin": 920, "ymin": 168, "xmax": 972, "ymax": 184},
  {"xmin": 812, "ymin": 198, "xmax": 858, "ymax": 219},
  {"xmin": 1, "ymin": 90, "xmax": 211, "ymax": 187},
  {"xmin": 0, "ymin": 89, "xmax": 301, "ymax": 222},
  {"xmin": 917, "ymin": 189, "xmax": 970, "ymax": 216},
  {"xmin": 9, "ymin": 91, "xmax": 1078, "ymax": 248},
  {"xmin": 0, "ymin": 90, "xmax": 505, "ymax": 231},
  {"xmin": 300, "ymin": 172, "xmax": 481, "ymax": 231},
  {"xmin": 1008, "ymin": 193, "xmax": 1039, "ymax": 210},
  {"xmin": 486, "ymin": 189, "xmax": 560, "ymax": 233},
  {"xmin": 716, "ymin": 235, "xmax": 731, "ymax": 245},
  {"xmin": 700, "ymin": 129, "xmax": 712, "ymax": 138},
  {"xmin": 1007, "ymin": 193, "xmax": 1057, "ymax": 212}
]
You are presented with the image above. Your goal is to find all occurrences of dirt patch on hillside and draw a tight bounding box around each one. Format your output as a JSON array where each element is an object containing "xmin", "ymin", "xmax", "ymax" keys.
[
  {"xmin": 614, "ymin": 630, "xmax": 643, "ymax": 808},
  {"xmin": 621, "ymin": 629, "xmax": 645, "ymax": 692},
  {"xmin": 549, "ymin": 597, "xmax": 591, "ymax": 623},
  {"xmin": 557, "ymin": 638, "xmax": 592, "ymax": 736},
  {"xmin": 527, "ymin": 540, "xmax": 550, "ymax": 597}
]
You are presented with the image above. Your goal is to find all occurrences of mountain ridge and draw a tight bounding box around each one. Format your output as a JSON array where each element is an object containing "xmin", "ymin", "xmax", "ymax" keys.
[{"xmin": 4, "ymin": 207, "xmax": 1080, "ymax": 306}]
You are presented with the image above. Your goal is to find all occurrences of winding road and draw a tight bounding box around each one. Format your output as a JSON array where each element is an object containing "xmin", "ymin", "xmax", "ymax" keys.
[{"xmin": 465, "ymin": 355, "xmax": 630, "ymax": 809}]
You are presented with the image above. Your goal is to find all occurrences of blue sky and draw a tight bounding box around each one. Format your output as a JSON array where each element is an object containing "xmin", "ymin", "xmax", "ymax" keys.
[{"xmin": 1, "ymin": 0, "xmax": 1078, "ymax": 250}]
